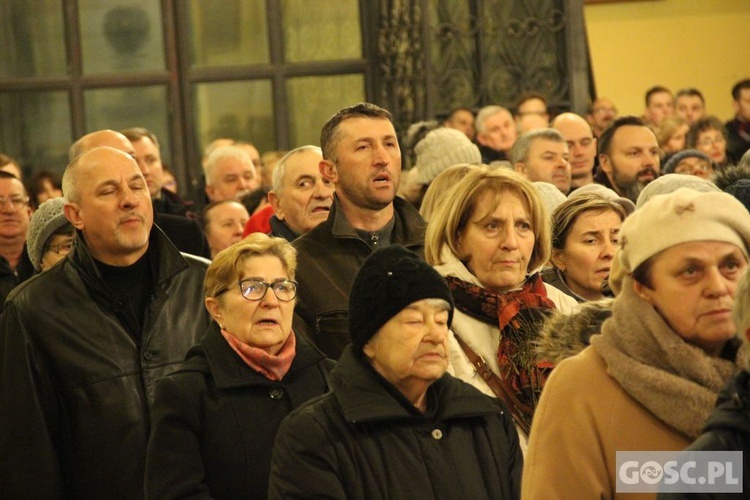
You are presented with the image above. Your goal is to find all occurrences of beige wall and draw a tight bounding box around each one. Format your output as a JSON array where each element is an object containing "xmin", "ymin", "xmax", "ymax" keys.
[{"xmin": 584, "ymin": 0, "xmax": 750, "ymax": 121}]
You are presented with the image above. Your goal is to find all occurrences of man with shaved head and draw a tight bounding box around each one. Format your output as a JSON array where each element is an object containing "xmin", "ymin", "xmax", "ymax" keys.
[
  {"xmin": 68, "ymin": 129, "xmax": 209, "ymax": 258},
  {"xmin": 0, "ymin": 146, "xmax": 211, "ymax": 498},
  {"xmin": 552, "ymin": 112, "xmax": 597, "ymax": 188}
]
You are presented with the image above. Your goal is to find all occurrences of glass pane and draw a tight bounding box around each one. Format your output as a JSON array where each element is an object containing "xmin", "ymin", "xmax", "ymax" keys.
[
  {"xmin": 282, "ymin": 0, "xmax": 361, "ymax": 62},
  {"xmin": 286, "ymin": 74, "xmax": 365, "ymax": 148},
  {"xmin": 194, "ymin": 80, "xmax": 275, "ymax": 155},
  {"xmin": 0, "ymin": 1, "xmax": 66, "ymax": 77},
  {"xmin": 84, "ymin": 86, "xmax": 171, "ymax": 164},
  {"xmin": 79, "ymin": 0, "xmax": 165, "ymax": 74},
  {"xmin": 0, "ymin": 91, "xmax": 72, "ymax": 176},
  {"xmin": 187, "ymin": 0, "xmax": 269, "ymax": 67}
]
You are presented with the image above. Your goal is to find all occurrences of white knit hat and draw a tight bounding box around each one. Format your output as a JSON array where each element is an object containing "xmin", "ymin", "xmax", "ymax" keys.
[
  {"xmin": 533, "ymin": 182, "xmax": 567, "ymax": 217},
  {"xmin": 635, "ymin": 173, "xmax": 720, "ymax": 209},
  {"xmin": 619, "ymin": 188, "xmax": 750, "ymax": 273},
  {"xmin": 415, "ymin": 128, "xmax": 482, "ymax": 185},
  {"xmin": 26, "ymin": 197, "xmax": 71, "ymax": 272}
]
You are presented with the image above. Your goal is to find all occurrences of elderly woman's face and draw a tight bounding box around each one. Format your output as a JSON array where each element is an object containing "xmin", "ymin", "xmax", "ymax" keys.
[
  {"xmin": 695, "ymin": 128, "xmax": 727, "ymax": 165},
  {"xmin": 634, "ymin": 241, "xmax": 748, "ymax": 356},
  {"xmin": 207, "ymin": 254, "xmax": 294, "ymax": 354},
  {"xmin": 553, "ymin": 209, "xmax": 621, "ymax": 300},
  {"xmin": 363, "ymin": 299, "xmax": 450, "ymax": 397},
  {"xmin": 458, "ymin": 190, "xmax": 535, "ymax": 292}
]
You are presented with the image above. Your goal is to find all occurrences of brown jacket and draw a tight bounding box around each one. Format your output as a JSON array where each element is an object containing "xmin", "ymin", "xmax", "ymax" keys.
[{"xmin": 522, "ymin": 347, "xmax": 689, "ymax": 500}]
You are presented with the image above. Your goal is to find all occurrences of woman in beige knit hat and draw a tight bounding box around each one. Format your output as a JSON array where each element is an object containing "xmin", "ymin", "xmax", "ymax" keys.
[{"xmin": 523, "ymin": 188, "xmax": 750, "ymax": 498}]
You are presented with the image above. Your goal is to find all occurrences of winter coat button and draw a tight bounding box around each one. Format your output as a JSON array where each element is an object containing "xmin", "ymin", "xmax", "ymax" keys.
[
  {"xmin": 269, "ymin": 387, "xmax": 284, "ymax": 399},
  {"xmin": 431, "ymin": 428, "xmax": 443, "ymax": 440}
]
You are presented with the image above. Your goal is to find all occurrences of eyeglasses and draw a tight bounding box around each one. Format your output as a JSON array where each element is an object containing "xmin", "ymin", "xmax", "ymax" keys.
[
  {"xmin": 216, "ymin": 278, "xmax": 298, "ymax": 302},
  {"xmin": 0, "ymin": 196, "xmax": 29, "ymax": 211},
  {"xmin": 697, "ymin": 136, "xmax": 726, "ymax": 147},
  {"xmin": 47, "ymin": 241, "xmax": 74, "ymax": 255}
]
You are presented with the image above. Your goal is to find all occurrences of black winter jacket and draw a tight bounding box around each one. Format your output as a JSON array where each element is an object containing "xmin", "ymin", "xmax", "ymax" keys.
[
  {"xmin": 292, "ymin": 196, "xmax": 425, "ymax": 359},
  {"xmin": 0, "ymin": 226, "xmax": 211, "ymax": 499},
  {"xmin": 269, "ymin": 346, "xmax": 523, "ymax": 499},
  {"xmin": 145, "ymin": 324, "xmax": 332, "ymax": 499}
]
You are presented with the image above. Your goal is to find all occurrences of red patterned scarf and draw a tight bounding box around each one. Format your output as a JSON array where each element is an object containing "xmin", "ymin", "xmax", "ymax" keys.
[
  {"xmin": 221, "ymin": 329, "xmax": 296, "ymax": 382},
  {"xmin": 445, "ymin": 273, "xmax": 556, "ymax": 419}
]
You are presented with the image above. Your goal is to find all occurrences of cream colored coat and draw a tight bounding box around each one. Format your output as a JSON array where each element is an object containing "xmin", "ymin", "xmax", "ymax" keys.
[
  {"xmin": 521, "ymin": 347, "xmax": 690, "ymax": 500},
  {"xmin": 435, "ymin": 251, "xmax": 578, "ymax": 452}
]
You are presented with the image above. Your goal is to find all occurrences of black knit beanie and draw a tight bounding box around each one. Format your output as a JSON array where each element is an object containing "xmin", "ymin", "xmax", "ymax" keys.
[{"xmin": 348, "ymin": 245, "xmax": 454, "ymax": 354}]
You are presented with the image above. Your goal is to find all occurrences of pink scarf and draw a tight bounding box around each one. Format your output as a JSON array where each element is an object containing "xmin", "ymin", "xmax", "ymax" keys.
[{"xmin": 220, "ymin": 328, "xmax": 296, "ymax": 381}]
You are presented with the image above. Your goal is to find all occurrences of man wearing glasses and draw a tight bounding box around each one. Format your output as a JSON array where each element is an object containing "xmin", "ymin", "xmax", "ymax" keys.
[
  {"xmin": 0, "ymin": 146, "xmax": 212, "ymax": 498},
  {"xmin": 0, "ymin": 170, "xmax": 33, "ymax": 300}
]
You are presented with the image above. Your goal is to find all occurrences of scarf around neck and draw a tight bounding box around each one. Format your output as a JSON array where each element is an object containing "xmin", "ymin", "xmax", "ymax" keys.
[
  {"xmin": 221, "ymin": 328, "xmax": 296, "ymax": 382},
  {"xmin": 591, "ymin": 276, "xmax": 744, "ymax": 439},
  {"xmin": 446, "ymin": 272, "xmax": 556, "ymax": 423}
]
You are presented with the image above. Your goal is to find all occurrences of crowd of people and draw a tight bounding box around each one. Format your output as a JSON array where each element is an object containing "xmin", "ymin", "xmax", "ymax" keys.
[{"xmin": 0, "ymin": 77, "xmax": 750, "ymax": 499}]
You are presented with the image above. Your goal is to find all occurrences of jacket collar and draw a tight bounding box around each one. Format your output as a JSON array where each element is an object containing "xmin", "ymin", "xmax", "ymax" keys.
[
  {"xmin": 327, "ymin": 195, "xmax": 425, "ymax": 248},
  {"xmin": 269, "ymin": 215, "xmax": 299, "ymax": 242},
  {"xmin": 332, "ymin": 346, "xmax": 500, "ymax": 424}
]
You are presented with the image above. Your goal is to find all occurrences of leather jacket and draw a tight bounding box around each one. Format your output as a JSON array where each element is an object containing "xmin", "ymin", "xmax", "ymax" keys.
[{"xmin": 0, "ymin": 225, "xmax": 211, "ymax": 499}]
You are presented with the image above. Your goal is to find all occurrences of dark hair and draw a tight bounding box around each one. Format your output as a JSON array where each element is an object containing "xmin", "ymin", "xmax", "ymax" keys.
[
  {"xmin": 239, "ymin": 187, "xmax": 269, "ymax": 215},
  {"xmin": 632, "ymin": 257, "xmax": 655, "ymax": 288},
  {"xmin": 676, "ymin": 88, "xmax": 705, "ymax": 104},
  {"xmin": 0, "ymin": 170, "xmax": 20, "ymax": 181},
  {"xmin": 319, "ymin": 103, "xmax": 392, "ymax": 163},
  {"xmin": 645, "ymin": 86, "xmax": 672, "ymax": 107},
  {"xmin": 515, "ymin": 92, "xmax": 548, "ymax": 115},
  {"xmin": 597, "ymin": 116, "xmax": 648, "ymax": 157},
  {"xmin": 686, "ymin": 115, "xmax": 727, "ymax": 148},
  {"xmin": 201, "ymin": 200, "xmax": 247, "ymax": 231},
  {"xmin": 732, "ymin": 79, "xmax": 750, "ymax": 101},
  {"xmin": 26, "ymin": 170, "xmax": 63, "ymax": 208},
  {"xmin": 121, "ymin": 127, "xmax": 160, "ymax": 149}
]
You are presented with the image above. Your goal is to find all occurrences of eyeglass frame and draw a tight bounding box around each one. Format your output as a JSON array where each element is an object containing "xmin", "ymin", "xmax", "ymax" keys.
[
  {"xmin": 0, "ymin": 195, "xmax": 29, "ymax": 211},
  {"xmin": 215, "ymin": 278, "xmax": 298, "ymax": 302}
]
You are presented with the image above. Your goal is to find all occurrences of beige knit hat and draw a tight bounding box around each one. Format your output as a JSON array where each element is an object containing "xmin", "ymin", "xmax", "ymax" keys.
[
  {"xmin": 415, "ymin": 127, "xmax": 482, "ymax": 185},
  {"xmin": 619, "ymin": 188, "xmax": 750, "ymax": 273}
]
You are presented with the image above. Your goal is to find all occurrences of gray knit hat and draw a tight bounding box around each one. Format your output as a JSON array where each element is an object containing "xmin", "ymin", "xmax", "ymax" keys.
[
  {"xmin": 568, "ymin": 183, "xmax": 636, "ymax": 215},
  {"xmin": 27, "ymin": 197, "xmax": 71, "ymax": 271},
  {"xmin": 635, "ymin": 173, "xmax": 720, "ymax": 208},
  {"xmin": 662, "ymin": 149, "xmax": 712, "ymax": 175},
  {"xmin": 415, "ymin": 127, "xmax": 482, "ymax": 185}
]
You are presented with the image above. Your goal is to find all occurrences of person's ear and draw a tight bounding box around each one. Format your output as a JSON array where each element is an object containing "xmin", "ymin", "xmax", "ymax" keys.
[
  {"xmin": 599, "ymin": 154, "xmax": 612, "ymax": 175},
  {"xmin": 514, "ymin": 162, "xmax": 527, "ymax": 175},
  {"xmin": 550, "ymin": 248, "xmax": 566, "ymax": 271},
  {"xmin": 205, "ymin": 185, "xmax": 215, "ymax": 201},
  {"xmin": 63, "ymin": 202, "xmax": 84, "ymax": 230},
  {"xmin": 205, "ymin": 297, "xmax": 224, "ymax": 327},
  {"xmin": 362, "ymin": 339, "xmax": 376, "ymax": 361},
  {"xmin": 320, "ymin": 160, "xmax": 338, "ymax": 183},
  {"xmin": 632, "ymin": 280, "xmax": 654, "ymax": 304},
  {"xmin": 268, "ymin": 191, "xmax": 284, "ymax": 220}
]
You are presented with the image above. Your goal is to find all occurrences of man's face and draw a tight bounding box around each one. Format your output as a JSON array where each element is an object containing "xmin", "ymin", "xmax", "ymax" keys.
[
  {"xmin": 204, "ymin": 201, "xmax": 249, "ymax": 258},
  {"xmin": 206, "ymin": 156, "xmax": 258, "ymax": 202},
  {"xmin": 65, "ymin": 148, "xmax": 153, "ymax": 266},
  {"xmin": 553, "ymin": 114, "xmax": 597, "ymax": 180},
  {"xmin": 675, "ymin": 95, "xmax": 705, "ymax": 125},
  {"xmin": 600, "ymin": 125, "xmax": 660, "ymax": 202},
  {"xmin": 645, "ymin": 91, "xmax": 674, "ymax": 126},
  {"xmin": 444, "ymin": 110, "xmax": 475, "ymax": 140},
  {"xmin": 327, "ymin": 117, "xmax": 401, "ymax": 211},
  {"xmin": 132, "ymin": 137, "xmax": 163, "ymax": 198},
  {"xmin": 734, "ymin": 88, "xmax": 750, "ymax": 122},
  {"xmin": 477, "ymin": 110, "xmax": 517, "ymax": 152},
  {"xmin": 588, "ymin": 98, "xmax": 617, "ymax": 133},
  {"xmin": 271, "ymin": 149, "xmax": 334, "ymax": 235},
  {"xmin": 516, "ymin": 139, "xmax": 571, "ymax": 193},
  {"xmin": 0, "ymin": 177, "xmax": 31, "ymax": 240}
]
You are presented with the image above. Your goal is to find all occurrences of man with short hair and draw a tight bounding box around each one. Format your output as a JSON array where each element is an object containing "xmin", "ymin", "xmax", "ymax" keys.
[
  {"xmin": 0, "ymin": 171, "xmax": 33, "ymax": 300},
  {"xmin": 443, "ymin": 107, "xmax": 475, "ymax": 140},
  {"xmin": 0, "ymin": 153, "xmax": 23, "ymax": 180},
  {"xmin": 266, "ymin": 145, "xmax": 334, "ymax": 241},
  {"xmin": 595, "ymin": 116, "xmax": 661, "ymax": 203},
  {"xmin": 552, "ymin": 112, "xmax": 596, "ymax": 188},
  {"xmin": 0, "ymin": 146, "xmax": 211, "ymax": 498},
  {"xmin": 726, "ymin": 78, "xmax": 750, "ymax": 161},
  {"xmin": 586, "ymin": 97, "xmax": 618, "ymax": 139},
  {"xmin": 475, "ymin": 105, "xmax": 518, "ymax": 164},
  {"xmin": 201, "ymin": 200, "xmax": 250, "ymax": 258},
  {"xmin": 643, "ymin": 85, "xmax": 674, "ymax": 127},
  {"xmin": 675, "ymin": 88, "xmax": 706, "ymax": 126},
  {"xmin": 293, "ymin": 102, "xmax": 425, "ymax": 359},
  {"xmin": 121, "ymin": 127, "xmax": 194, "ymax": 217},
  {"xmin": 512, "ymin": 128, "xmax": 571, "ymax": 194},
  {"xmin": 204, "ymin": 145, "xmax": 259, "ymax": 203}
]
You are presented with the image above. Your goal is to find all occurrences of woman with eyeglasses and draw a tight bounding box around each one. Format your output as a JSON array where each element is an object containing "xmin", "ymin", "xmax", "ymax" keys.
[
  {"xmin": 687, "ymin": 115, "xmax": 735, "ymax": 170},
  {"xmin": 145, "ymin": 233, "xmax": 332, "ymax": 499}
]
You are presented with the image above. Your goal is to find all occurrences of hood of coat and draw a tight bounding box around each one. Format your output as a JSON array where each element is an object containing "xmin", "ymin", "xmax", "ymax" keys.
[{"xmin": 534, "ymin": 298, "xmax": 613, "ymax": 366}]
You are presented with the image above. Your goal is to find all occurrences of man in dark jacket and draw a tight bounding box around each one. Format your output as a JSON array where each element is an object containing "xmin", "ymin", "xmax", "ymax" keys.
[
  {"xmin": 269, "ymin": 246, "xmax": 522, "ymax": 499},
  {"xmin": 0, "ymin": 147, "xmax": 212, "ymax": 498},
  {"xmin": 292, "ymin": 103, "xmax": 426, "ymax": 359}
]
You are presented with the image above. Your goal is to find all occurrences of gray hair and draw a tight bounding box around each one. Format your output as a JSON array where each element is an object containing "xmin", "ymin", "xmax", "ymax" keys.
[
  {"xmin": 475, "ymin": 105, "xmax": 512, "ymax": 134},
  {"xmin": 204, "ymin": 145, "xmax": 254, "ymax": 186},
  {"xmin": 271, "ymin": 145, "xmax": 323, "ymax": 194},
  {"xmin": 510, "ymin": 128, "xmax": 566, "ymax": 165}
]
